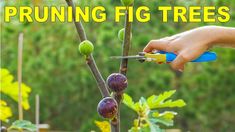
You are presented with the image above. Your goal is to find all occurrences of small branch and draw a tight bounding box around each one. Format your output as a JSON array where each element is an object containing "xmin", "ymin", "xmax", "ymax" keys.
[
  {"xmin": 65, "ymin": 0, "xmax": 110, "ymax": 97},
  {"xmin": 65, "ymin": 0, "xmax": 87, "ymax": 41},
  {"xmin": 18, "ymin": 33, "xmax": 24, "ymax": 120},
  {"xmin": 119, "ymin": 9, "xmax": 132, "ymax": 75},
  {"xmin": 111, "ymin": 6, "xmax": 133, "ymax": 132},
  {"xmin": 86, "ymin": 55, "xmax": 110, "ymax": 97}
]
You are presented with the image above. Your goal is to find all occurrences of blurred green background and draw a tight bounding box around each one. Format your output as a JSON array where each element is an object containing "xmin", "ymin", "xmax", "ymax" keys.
[{"xmin": 1, "ymin": 0, "xmax": 235, "ymax": 131}]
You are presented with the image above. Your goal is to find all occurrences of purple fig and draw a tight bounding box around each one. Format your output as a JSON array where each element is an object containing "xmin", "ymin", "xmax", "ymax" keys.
[
  {"xmin": 97, "ymin": 97, "xmax": 118, "ymax": 119},
  {"xmin": 106, "ymin": 73, "xmax": 128, "ymax": 92}
]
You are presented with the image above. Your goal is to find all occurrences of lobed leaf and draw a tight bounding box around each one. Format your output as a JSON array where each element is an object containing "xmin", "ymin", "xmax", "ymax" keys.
[
  {"xmin": 123, "ymin": 93, "xmax": 138, "ymax": 112},
  {"xmin": 149, "ymin": 111, "xmax": 177, "ymax": 127},
  {"xmin": 9, "ymin": 120, "xmax": 36, "ymax": 132},
  {"xmin": 147, "ymin": 90, "xmax": 186, "ymax": 109},
  {"xmin": 139, "ymin": 97, "xmax": 149, "ymax": 111},
  {"xmin": 156, "ymin": 99, "xmax": 186, "ymax": 108},
  {"xmin": 149, "ymin": 122, "xmax": 164, "ymax": 132}
]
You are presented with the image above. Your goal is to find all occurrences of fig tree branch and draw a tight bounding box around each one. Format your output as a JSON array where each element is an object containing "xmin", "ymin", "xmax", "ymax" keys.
[
  {"xmin": 119, "ymin": 9, "xmax": 132, "ymax": 75},
  {"xmin": 86, "ymin": 56, "xmax": 110, "ymax": 97},
  {"xmin": 111, "ymin": 6, "xmax": 133, "ymax": 132},
  {"xmin": 65, "ymin": 0, "xmax": 87, "ymax": 41},
  {"xmin": 65, "ymin": 0, "xmax": 110, "ymax": 97}
]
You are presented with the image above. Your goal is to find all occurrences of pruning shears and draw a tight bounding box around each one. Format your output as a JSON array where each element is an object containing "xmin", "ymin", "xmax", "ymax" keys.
[{"xmin": 110, "ymin": 51, "xmax": 217, "ymax": 63}]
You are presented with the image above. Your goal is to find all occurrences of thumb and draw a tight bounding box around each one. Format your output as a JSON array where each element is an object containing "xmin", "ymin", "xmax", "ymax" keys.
[{"xmin": 170, "ymin": 53, "xmax": 189, "ymax": 71}]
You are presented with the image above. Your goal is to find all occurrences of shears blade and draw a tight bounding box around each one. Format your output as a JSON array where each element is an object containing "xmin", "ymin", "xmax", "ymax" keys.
[{"xmin": 110, "ymin": 55, "xmax": 145, "ymax": 59}]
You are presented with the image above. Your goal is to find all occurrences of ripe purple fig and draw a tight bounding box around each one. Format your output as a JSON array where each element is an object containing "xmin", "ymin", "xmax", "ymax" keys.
[
  {"xmin": 97, "ymin": 97, "xmax": 118, "ymax": 119},
  {"xmin": 106, "ymin": 73, "xmax": 128, "ymax": 92}
]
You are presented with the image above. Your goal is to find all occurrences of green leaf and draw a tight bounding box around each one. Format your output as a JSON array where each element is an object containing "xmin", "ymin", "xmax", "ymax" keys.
[
  {"xmin": 147, "ymin": 95, "xmax": 156, "ymax": 106},
  {"xmin": 123, "ymin": 93, "xmax": 138, "ymax": 112},
  {"xmin": 147, "ymin": 90, "xmax": 176, "ymax": 108},
  {"xmin": 133, "ymin": 102, "xmax": 141, "ymax": 112},
  {"xmin": 157, "ymin": 90, "xmax": 176, "ymax": 102},
  {"xmin": 150, "ymin": 117, "xmax": 173, "ymax": 127},
  {"xmin": 149, "ymin": 122, "xmax": 165, "ymax": 132},
  {"xmin": 123, "ymin": 95, "xmax": 149, "ymax": 113},
  {"xmin": 139, "ymin": 97, "xmax": 149, "ymax": 110},
  {"xmin": 139, "ymin": 97, "xmax": 147, "ymax": 105},
  {"xmin": 139, "ymin": 126, "xmax": 151, "ymax": 132},
  {"xmin": 147, "ymin": 90, "xmax": 186, "ymax": 109},
  {"xmin": 149, "ymin": 111, "xmax": 177, "ymax": 127},
  {"xmin": 23, "ymin": 124, "xmax": 37, "ymax": 131},
  {"xmin": 156, "ymin": 99, "xmax": 186, "ymax": 108},
  {"xmin": 151, "ymin": 111, "xmax": 159, "ymax": 118},
  {"xmin": 9, "ymin": 120, "xmax": 36, "ymax": 132},
  {"xmin": 12, "ymin": 120, "xmax": 32, "ymax": 127},
  {"xmin": 128, "ymin": 127, "xmax": 139, "ymax": 132},
  {"xmin": 158, "ymin": 111, "xmax": 177, "ymax": 119}
]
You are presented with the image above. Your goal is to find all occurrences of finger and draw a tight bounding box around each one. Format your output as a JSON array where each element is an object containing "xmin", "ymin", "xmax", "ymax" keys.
[
  {"xmin": 178, "ymin": 65, "xmax": 185, "ymax": 72},
  {"xmin": 170, "ymin": 53, "xmax": 189, "ymax": 71},
  {"xmin": 143, "ymin": 40, "xmax": 169, "ymax": 53}
]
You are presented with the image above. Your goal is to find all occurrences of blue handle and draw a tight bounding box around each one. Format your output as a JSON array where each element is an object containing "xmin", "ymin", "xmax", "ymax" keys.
[{"xmin": 164, "ymin": 51, "xmax": 217, "ymax": 62}]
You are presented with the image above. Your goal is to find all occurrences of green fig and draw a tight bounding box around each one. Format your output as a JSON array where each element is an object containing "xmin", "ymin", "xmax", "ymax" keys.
[
  {"xmin": 118, "ymin": 28, "xmax": 132, "ymax": 41},
  {"xmin": 78, "ymin": 40, "xmax": 94, "ymax": 56}
]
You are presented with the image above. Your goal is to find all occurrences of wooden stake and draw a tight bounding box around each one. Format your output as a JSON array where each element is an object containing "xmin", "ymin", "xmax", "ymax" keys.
[
  {"xmin": 35, "ymin": 94, "xmax": 40, "ymax": 132},
  {"xmin": 18, "ymin": 33, "xmax": 24, "ymax": 120}
]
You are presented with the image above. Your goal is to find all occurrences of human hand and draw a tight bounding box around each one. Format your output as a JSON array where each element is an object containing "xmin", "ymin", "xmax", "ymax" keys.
[{"xmin": 143, "ymin": 26, "xmax": 219, "ymax": 71}]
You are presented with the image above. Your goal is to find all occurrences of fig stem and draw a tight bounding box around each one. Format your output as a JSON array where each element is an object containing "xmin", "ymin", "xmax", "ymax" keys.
[
  {"xmin": 65, "ymin": 0, "xmax": 110, "ymax": 97},
  {"xmin": 111, "ymin": 6, "xmax": 133, "ymax": 132}
]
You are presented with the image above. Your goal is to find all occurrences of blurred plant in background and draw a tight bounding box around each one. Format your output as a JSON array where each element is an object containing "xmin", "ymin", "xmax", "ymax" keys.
[
  {"xmin": 0, "ymin": 100, "xmax": 12, "ymax": 122},
  {"xmin": 95, "ymin": 120, "xmax": 111, "ymax": 132},
  {"xmin": 0, "ymin": 68, "xmax": 31, "ymax": 122}
]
